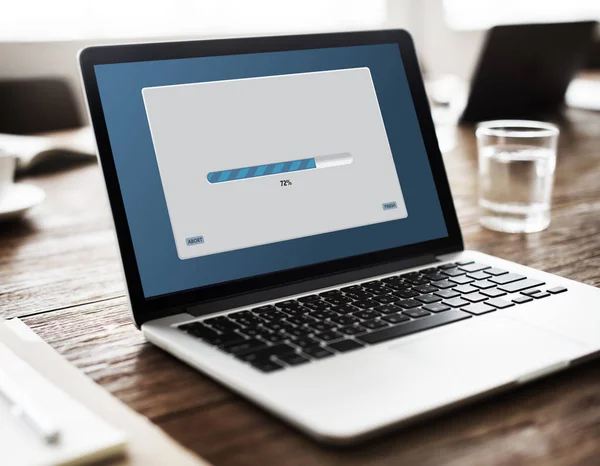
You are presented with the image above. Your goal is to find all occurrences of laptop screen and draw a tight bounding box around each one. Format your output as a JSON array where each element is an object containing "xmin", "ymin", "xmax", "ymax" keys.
[{"xmin": 94, "ymin": 43, "xmax": 448, "ymax": 299}]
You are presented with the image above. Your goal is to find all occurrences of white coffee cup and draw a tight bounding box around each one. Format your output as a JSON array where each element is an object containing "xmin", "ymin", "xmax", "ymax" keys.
[{"xmin": 0, "ymin": 150, "xmax": 17, "ymax": 202}]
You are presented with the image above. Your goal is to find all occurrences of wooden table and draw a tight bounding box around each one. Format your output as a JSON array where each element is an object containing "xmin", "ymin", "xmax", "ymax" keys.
[{"xmin": 2, "ymin": 108, "xmax": 600, "ymax": 466}]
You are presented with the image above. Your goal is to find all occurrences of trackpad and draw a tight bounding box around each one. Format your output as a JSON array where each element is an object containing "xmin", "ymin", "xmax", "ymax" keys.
[{"xmin": 387, "ymin": 315, "xmax": 585, "ymax": 387}]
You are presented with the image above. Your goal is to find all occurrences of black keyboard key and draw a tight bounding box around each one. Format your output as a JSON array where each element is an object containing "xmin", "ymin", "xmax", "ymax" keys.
[
  {"xmin": 486, "ymin": 298, "xmax": 514, "ymax": 309},
  {"xmin": 444, "ymin": 297, "xmax": 470, "ymax": 308},
  {"xmin": 181, "ymin": 324, "xmax": 219, "ymax": 341},
  {"xmin": 434, "ymin": 288, "xmax": 460, "ymax": 299},
  {"xmin": 413, "ymin": 285, "xmax": 439, "ymax": 294},
  {"xmin": 512, "ymin": 295, "xmax": 533, "ymax": 304},
  {"xmin": 358, "ymin": 310, "xmax": 471, "ymax": 345},
  {"xmin": 489, "ymin": 273, "xmax": 526, "ymax": 285},
  {"xmin": 251, "ymin": 359, "xmax": 284, "ymax": 373},
  {"xmin": 302, "ymin": 346, "xmax": 334, "ymax": 359},
  {"xmin": 374, "ymin": 304, "xmax": 403, "ymax": 315},
  {"xmin": 397, "ymin": 299, "xmax": 421, "ymax": 309},
  {"xmin": 449, "ymin": 275, "xmax": 474, "ymax": 285},
  {"xmin": 362, "ymin": 280, "xmax": 382, "ymax": 288},
  {"xmin": 461, "ymin": 302, "xmax": 496, "ymax": 315},
  {"xmin": 338, "ymin": 325, "xmax": 367, "ymax": 336},
  {"xmin": 498, "ymin": 279, "xmax": 544, "ymax": 293},
  {"xmin": 282, "ymin": 306, "xmax": 310, "ymax": 317},
  {"xmin": 382, "ymin": 313, "xmax": 410, "ymax": 324},
  {"xmin": 260, "ymin": 321, "xmax": 284, "ymax": 333},
  {"xmin": 548, "ymin": 286, "xmax": 567, "ymax": 294},
  {"xmin": 290, "ymin": 337, "xmax": 320, "ymax": 349},
  {"xmin": 438, "ymin": 263, "xmax": 457, "ymax": 270},
  {"xmin": 467, "ymin": 271, "xmax": 490, "ymax": 280},
  {"xmin": 307, "ymin": 321, "xmax": 336, "ymax": 332},
  {"xmin": 364, "ymin": 286, "xmax": 391, "ymax": 296},
  {"xmin": 328, "ymin": 339, "xmax": 365, "ymax": 353},
  {"xmin": 332, "ymin": 304, "xmax": 359, "ymax": 315},
  {"xmin": 485, "ymin": 268, "xmax": 508, "ymax": 276},
  {"xmin": 454, "ymin": 284, "xmax": 478, "ymax": 294},
  {"xmin": 458, "ymin": 263, "xmax": 490, "ymax": 273},
  {"xmin": 213, "ymin": 332, "xmax": 247, "ymax": 348},
  {"xmin": 463, "ymin": 292, "xmax": 489, "ymax": 303},
  {"xmin": 286, "ymin": 327, "xmax": 313, "ymax": 338},
  {"xmin": 320, "ymin": 290, "xmax": 344, "ymax": 299},
  {"xmin": 239, "ymin": 327, "xmax": 261, "ymax": 338},
  {"xmin": 284, "ymin": 316, "xmax": 308, "ymax": 327},
  {"xmin": 441, "ymin": 268, "xmax": 465, "ymax": 277},
  {"xmin": 178, "ymin": 321, "xmax": 204, "ymax": 332},
  {"xmin": 393, "ymin": 290, "xmax": 420, "ymax": 299},
  {"xmin": 275, "ymin": 300, "xmax": 303, "ymax": 310},
  {"xmin": 330, "ymin": 315, "xmax": 359, "ymax": 326},
  {"xmin": 341, "ymin": 285, "xmax": 363, "ymax": 293},
  {"xmin": 422, "ymin": 272, "xmax": 448, "ymax": 282},
  {"xmin": 430, "ymin": 279, "xmax": 456, "ymax": 289},
  {"xmin": 403, "ymin": 308, "xmax": 431, "ymax": 318},
  {"xmin": 205, "ymin": 320, "xmax": 240, "ymax": 333},
  {"xmin": 298, "ymin": 294, "xmax": 320, "ymax": 302},
  {"xmin": 362, "ymin": 319, "xmax": 389, "ymax": 330},
  {"xmin": 309, "ymin": 310, "xmax": 337, "ymax": 320},
  {"xmin": 252, "ymin": 304, "xmax": 277, "ymax": 313},
  {"xmin": 322, "ymin": 296, "xmax": 352, "ymax": 306},
  {"xmin": 353, "ymin": 299, "xmax": 378, "ymax": 310},
  {"xmin": 373, "ymin": 294, "xmax": 397, "ymax": 305},
  {"xmin": 258, "ymin": 310, "xmax": 288, "ymax": 322},
  {"xmin": 224, "ymin": 338, "xmax": 267, "ymax": 355},
  {"xmin": 228, "ymin": 311, "xmax": 253, "ymax": 320},
  {"xmin": 353, "ymin": 309, "xmax": 381, "ymax": 320},
  {"xmin": 315, "ymin": 330, "xmax": 344, "ymax": 342},
  {"xmin": 422, "ymin": 303, "xmax": 451, "ymax": 313},
  {"xmin": 261, "ymin": 332, "xmax": 287, "ymax": 344},
  {"xmin": 303, "ymin": 300, "xmax": 330, "ymax": 311},
  {"xmin": 277, "ymin": 352, "xmax": 310, "ymax": 366},
  {"xmin": 403, "ymin": 276, "xmax": 431, "ymax": 285},
  {"xmin": 382, "ymin": 282, "xmax": 411, "ymax": 292},
  {"xmin": 237, "ymin": 343, "xmax": 296, "ymax": 362},
  {"xmin": 472, "ymin": 280, "xmax": 496, "ymax": 289},
  {"xmin": 396, "ymin": 299, "xmax": 423, "ymax": 309},
  {"xmin": 481, "ymin": 288, "xmax": 506, "ymax": 298},
  {"xmin": 345, "ymin": 290, "xmax": 374, "ymax": 300},
  {"xmin": 420, "ymin": 267, "xmax": 439, "ymax": 273},
  {"xmin": 415, "ymin": 294, "xmax": 442, "ymax": 304},
  {"xmin": 381, "ymin": 276, "xmax": 403, "ymax": 285}
]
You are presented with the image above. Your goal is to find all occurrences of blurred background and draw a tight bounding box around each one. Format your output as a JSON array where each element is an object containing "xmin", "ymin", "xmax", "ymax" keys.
[{"xmin": 1, "ymin": 0, "xmax": 599, "ymax": 131}]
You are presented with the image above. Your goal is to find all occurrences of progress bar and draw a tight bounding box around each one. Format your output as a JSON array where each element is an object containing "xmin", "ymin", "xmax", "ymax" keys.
[{"xmin": 207, "ymin": 153, "xmax": 353, "ymax": 184}]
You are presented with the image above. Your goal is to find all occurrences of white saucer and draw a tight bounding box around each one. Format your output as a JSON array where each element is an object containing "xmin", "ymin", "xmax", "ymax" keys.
[{"xmin": 0, "ymin": 183, "xmax": 45, "ymax": 221}]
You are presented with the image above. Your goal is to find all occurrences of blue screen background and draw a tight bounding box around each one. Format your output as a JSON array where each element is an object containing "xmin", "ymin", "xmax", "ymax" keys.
[{"xmin": 95, "ymin": 43, "xmax": 448, "ymax": 298}]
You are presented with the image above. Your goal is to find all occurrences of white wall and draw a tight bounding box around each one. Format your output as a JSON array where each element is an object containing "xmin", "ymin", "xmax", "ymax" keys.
[{"xmin": 0, "ymin": 0, "xmax": 483, "ymax": 122}]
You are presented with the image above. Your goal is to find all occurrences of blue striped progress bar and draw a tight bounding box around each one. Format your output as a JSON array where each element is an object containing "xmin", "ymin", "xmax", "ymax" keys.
[{"xmin": 207, "ymin": 153, "xmax": 352, "ymax": 184}]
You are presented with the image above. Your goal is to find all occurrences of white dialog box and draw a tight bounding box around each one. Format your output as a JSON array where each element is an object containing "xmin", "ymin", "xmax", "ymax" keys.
[{"xmin": 143, "ymin": 67, "xmax": 407, "ymax": 260}]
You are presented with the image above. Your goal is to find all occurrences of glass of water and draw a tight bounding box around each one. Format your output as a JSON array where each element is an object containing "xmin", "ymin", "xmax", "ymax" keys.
[{"xmin": 476, "ymin": 120, "xmax": 559, "ymax": 233}]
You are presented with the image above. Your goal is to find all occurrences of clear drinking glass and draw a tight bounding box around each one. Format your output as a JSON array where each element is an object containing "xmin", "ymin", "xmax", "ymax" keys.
[{"xmin": 476, "ymin": 120, "xmax": 559, "ymax": 233}]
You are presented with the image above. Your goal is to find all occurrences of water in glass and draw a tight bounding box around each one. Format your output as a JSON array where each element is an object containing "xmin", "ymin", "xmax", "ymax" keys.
[{"xmin": 479, "ymin": 144, "xmax": 555, "ymax": 233}]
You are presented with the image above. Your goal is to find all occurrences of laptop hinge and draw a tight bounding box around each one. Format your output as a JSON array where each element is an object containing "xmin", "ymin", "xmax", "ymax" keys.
[{"xmin": 187, "ymin": 254, "xmax": 439, "ymax": 318}]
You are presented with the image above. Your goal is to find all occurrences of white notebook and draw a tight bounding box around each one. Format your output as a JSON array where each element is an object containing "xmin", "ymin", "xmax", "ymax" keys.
[{"xmin": 0, "ymin": 340, "xmax": 127, "ymax": 466}]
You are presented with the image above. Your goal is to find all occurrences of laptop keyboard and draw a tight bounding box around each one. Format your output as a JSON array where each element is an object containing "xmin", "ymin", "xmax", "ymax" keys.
[{"xmin": 177, "ymin": 261, "xmax": 568, "ymax": 373}]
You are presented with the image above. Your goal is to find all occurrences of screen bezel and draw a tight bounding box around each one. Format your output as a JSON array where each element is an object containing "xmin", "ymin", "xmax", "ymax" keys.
[{"xmin": 79, "ymin": 29, "xmax": 463, "ymax": 326}]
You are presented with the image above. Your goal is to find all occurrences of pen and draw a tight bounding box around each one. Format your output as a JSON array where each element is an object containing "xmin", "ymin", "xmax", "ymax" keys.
[{"xmin": 0, "ymin": 369, "xmax": 61, "ymax": 444}]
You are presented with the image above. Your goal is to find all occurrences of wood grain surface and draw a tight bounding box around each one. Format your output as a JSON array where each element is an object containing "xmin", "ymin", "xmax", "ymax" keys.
[{"xmin": 1, "ymin": 109, "xmax": 600, "ymax": 466}]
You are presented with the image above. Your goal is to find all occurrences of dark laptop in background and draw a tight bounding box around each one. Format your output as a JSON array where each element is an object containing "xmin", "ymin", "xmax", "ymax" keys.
[{"xmin": 461, "ymin": 21, "xmax": 597, "ymax": 123}]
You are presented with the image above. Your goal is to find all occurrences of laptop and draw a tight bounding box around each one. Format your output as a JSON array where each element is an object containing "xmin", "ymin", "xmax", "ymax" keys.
[
  {"xmin": 461, "ymin": 21, "xmax": 597, "ymax": 123},
  {"xmin": 79, "ymin": 30, "xmax": 600, "ymax": 444}
]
